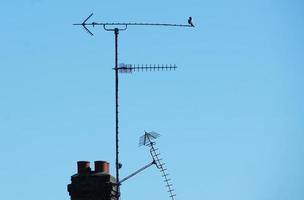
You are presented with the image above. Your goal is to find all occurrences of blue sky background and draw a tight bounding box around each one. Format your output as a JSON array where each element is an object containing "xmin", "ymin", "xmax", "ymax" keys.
[{"xmin": 0, "ymin": 0, "xmax": 303, "ymax": 200}]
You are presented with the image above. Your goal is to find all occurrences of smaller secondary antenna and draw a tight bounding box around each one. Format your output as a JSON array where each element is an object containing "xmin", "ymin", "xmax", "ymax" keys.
[
  {"xmin": 117, "ymin": 131, "xmax": 176, "ymax": 200},
  {"xmin": 117, "ymin": 63, "xmax": 177, "ymax": 73},
  {"xmin": 140, "ymin": 131, "xmax": 177, "ymax": 200}
]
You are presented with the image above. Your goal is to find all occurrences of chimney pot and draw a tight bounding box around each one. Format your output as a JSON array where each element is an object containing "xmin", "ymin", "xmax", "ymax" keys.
[
  {"xmin": 94, "ymin": 161, "xmax": 109, "ymax": 173},
  {"xmin": 77, "ymin": 161, "xmax": 90, "ymax": 174}
]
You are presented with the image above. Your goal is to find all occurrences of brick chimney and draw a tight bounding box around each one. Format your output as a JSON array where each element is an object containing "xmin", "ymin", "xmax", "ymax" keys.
[{"xmin": 67, "ymin": 161, "xmax": 117, "ymax": 200}]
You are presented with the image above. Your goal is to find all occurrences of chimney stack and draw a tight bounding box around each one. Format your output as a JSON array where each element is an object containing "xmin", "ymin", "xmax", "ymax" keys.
[{"xmin": 68, "ymin": 160, "xmax": 117, "ymax": 200}]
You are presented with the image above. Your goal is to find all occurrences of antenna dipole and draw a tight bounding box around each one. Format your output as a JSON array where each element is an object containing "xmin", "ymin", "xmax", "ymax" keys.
[{"xmin": 73, "ymin": 13, "xmax": 194, "ymax": 200}]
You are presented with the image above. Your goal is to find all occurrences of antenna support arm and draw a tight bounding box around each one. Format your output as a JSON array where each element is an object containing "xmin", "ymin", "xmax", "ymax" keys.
[{"xmin": 118, "ymin": 160, "xmax": 156, "ymax": 185}]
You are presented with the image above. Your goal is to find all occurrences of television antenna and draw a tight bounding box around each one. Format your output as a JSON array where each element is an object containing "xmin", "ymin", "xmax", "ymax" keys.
[{"xmin": 73, "ymin": 13, "xmax": 194, "ymax": 200}]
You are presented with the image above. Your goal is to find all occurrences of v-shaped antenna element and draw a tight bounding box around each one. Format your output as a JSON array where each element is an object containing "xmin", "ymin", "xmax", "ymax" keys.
[{"xmin": 75, "ymin": 13, "xmax": 94, "ymax": 36}]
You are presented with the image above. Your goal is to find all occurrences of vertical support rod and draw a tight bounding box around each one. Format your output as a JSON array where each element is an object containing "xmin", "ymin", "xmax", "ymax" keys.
[{"xmin": 114, "ymin": 28, "xmax": 120, "ymax": 199}]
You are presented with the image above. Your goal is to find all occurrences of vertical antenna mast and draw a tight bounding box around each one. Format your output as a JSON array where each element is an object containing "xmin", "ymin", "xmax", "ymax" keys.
[
  {"xmin": 114, "ymin": 28, "xmax": 119, "ymax": 193},
  {"xmin": 73, "ymin": 14, "xmax": 194, "ymax": 200}
]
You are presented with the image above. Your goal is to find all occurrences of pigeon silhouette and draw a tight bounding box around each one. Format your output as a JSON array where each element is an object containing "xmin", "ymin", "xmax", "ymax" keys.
[{"xmin": 188, "ymin": 17, "xmax": 194, "ymax": 27}]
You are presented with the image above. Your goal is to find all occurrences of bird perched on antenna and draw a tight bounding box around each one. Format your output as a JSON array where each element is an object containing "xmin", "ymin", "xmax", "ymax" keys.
[{"xmin": 188, "ymin": 17, "xmax": 194, "ymax": 27}]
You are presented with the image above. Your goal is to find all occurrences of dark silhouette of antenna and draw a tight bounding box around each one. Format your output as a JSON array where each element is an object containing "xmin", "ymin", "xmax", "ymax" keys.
[{"xmin": 73, "ymin": 13, "xmax": 194, "ymax": 200}]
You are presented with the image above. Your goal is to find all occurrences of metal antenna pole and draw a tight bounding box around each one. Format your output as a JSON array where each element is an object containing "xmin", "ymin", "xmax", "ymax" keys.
[{"xmin": 114, "ymin": 28, "xmax": 120, "ymax": 198}]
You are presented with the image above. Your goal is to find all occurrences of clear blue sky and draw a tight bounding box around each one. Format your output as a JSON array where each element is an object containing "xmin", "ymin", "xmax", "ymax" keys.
[{"xmin": 0, "ymin": 0, "xmax": 303, "ymax": 200}]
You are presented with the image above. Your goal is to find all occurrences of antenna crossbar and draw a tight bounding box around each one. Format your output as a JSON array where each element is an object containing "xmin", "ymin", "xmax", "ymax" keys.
[
  {"xmin": 73, "ymin": 13, "xmax": 194, "ymax": 35},
  {"xmin": 73, "ymin": 22, "xmax": 193, "ymax": 27}
]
